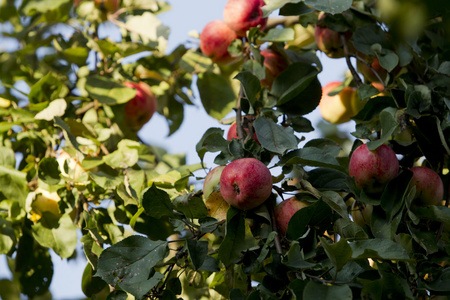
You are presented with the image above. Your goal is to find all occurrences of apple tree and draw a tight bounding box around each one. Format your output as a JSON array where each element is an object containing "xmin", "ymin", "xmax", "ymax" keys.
[{"xmin": 0, "ymin": 0, "xmax": 450, "ymax": 299}]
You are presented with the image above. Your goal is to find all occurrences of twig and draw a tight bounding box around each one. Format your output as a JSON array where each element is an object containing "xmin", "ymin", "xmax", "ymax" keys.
[
  {"xmin": 340, "ymin": 34, "xmax": 363, "ymax": 87},
  {"xmin": 235, "ymin": 86, "xmax": 245, "ymax": 148},
  {"xmin": 267, "ymin": 195, "xmax": 283, "ymax": 255}
]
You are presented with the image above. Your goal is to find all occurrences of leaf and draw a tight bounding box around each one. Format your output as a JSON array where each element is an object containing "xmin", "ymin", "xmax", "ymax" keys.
[
  {"xmin": 34, "ymin": 99, "xmax": 67, "ymax": 120},
  {"xmin": 425, "ymin": 268, "xmax": 450, "ymax": 292},
  {"xmin": 380, "ymin": 170, "xmax": 412, "ymax": 221},
  {"xmin": 254, "ymin": 115, "xmax": 298, "ymax": 154},
  {"xmin": 197, "ymin": 72, "xmax": 236, "ymax": 120},
  {"xmin": 286, "ymin": 200, "xmax": 332, "ymax": 240},
  {"xmin": 141, "ymin": 184, "xmax": 174, "ymax": 219},
  {"xmin": 54, "ymin": 117, "xmax": 81, "ymax": 152},
  {"xmin": 103, "ymin": 139, "xmax": 140, "ymax": 169},
  {"xmin": 357, "ymin": 84, "xmax": 381, "ymax": 100},
  {"xmin": 90, "ymin": 172, "xmax": 122, "ymax": 189},
  {"xmin": 278, "ymin": 148, "xmax": 344, "ymax": 171},
  {"xmin": 321, "ymin": 191, "xmax": 349, "ymax": 220},
  {"xmin": 32, "ymin": 215, "xmax": 77, "ymax": 258},
  {"xmin": 376, "ymin": 49, "xmax": 399, "ymax": 73},
  {"xmin": 283, "ymin": 241, "xmax": 316, "ymax": 269},
  {"xmin": 63, "ymin": 47, "xmax": 89, "ymax": 65},
  {"xmin": 366, "ymin": 107, "xmax": 399, "ymax": 150},
  {"xmin": 334, "ymin": 218, "xmax": 368, "ymax": 241},
  {"xmin": 271, "ymin": 62, "xmax": 318, "ymax": 106},
  {"xmin": 173, "ymin": 194, "xmax": 208, "ymax": 219},
  {"xmin": 349, "ymin": 238, "xmax": 410, "ymax": 261},
  {"xmin": 304, "ymin": 0, "xmax": 352, "ymax": 14},
  {"xmin": 413, "ymin": 205, "xmax": 450, "ymax": 225},
  {"xmin": 85, "ymin": 75, "xmax": 136, "ymax": 105},
  {"xmin": 303, "ymin": 280, "xmax": 352, "ymax": 300},
  {"xmin": 233, "ymin": 71, "xmax": 261, "ymax": 105},
  {"xmin": 96, "ymin": 235, "xmax": 168, "ymax": 299},
  {"xmin": 38, "ymin": 157, "xmax": 61, "ymax": 185},
  {"xmin": 352, "ymin": 96, "xmax": 397, "ymax": 122},
  {"xmin": 28, "ymin": 73, "xmax": 69, "ymax": 104},
  {"xmin": 0, "ymin": 218, "xmax": 14, "ymax": 254},
  {"xmin": 218, "ymin": 207, "xmax": 257, "ymax": 267},
  {"xmin": 0, "ymin": 146, "xmax": 15, "ymax": 168},
  {"xmin": 125, "ymin": 12, "xmax": 168, "ymax": 49},
  {"xmin": 186, "ymin": 239, "xmax": 208, "ymax": 270},
  {"xmin": 260, "ymin": 27, "xmax": 295, "ymax": 42},
  {"xmin": 352, "ymin": 24, "xmax": 389, "ymax": 56},
  {"xmin": 307, "ymin": 168, "xmax": 350, "ymax": 191},
  {"xmin": 0, "ymin": 165, "xmax": 28, "ymax": 203},
  {"xmin": 195, "ymin": 127, "xmax": 228, "ymax": 163},
  {"xmin": 0, "ymin": 279, "xmax": 21, "ymax": 300}
]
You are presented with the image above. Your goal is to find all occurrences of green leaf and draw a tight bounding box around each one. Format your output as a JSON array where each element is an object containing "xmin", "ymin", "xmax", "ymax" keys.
[
  {"xmin": 0, "ymin": 218, "xmax": 14, "ymax": 254},
  {"xmin": 141, "ymin": 184, "xmax": 174, "ymax": 219},
  {"xmin": 271, "ymin": 62, "xmax": 318, "ymax": 106},
  {"xmin": 96, "ymin": 235, "xmax": 168, "ymax": 299},
  {"xmin": 0, "ymin": 165, "xmax": 28, "ymax": 203},
  {"xmin": 307, "ymin": 168, "xmax": 350, "ymax": 191},
  {"xmin": 334, "ymin": 218, "xmax": 368, "ymax": 241},
  {"xmin": 278, "ymin": 148, "xmax": 343, "ymax": 171},
  {"xmin": 319, "ymin": 237, "xmax": 352, "ymax": 272},
  {"xmin": 357, "ymin": 83, "xmax": 381, "ymax": 100},
  {"xmin": 32, "ymin": 215, "xmax": 77, "ymax": 258},
  {"xmin": 352, "ymin": 24, "xmax": 388, "ymax": 56},
  {"xmin": 90, "ymin": 172, "xmax": 122, "ymax": 189},
  {"xmin": 186, "ymin": 239, "xmax": 208, "ymax": 270},
  {"xmin": 0, "ymin": 279, "xmax": 20, "ymax": 300},
  {"xmin": 380, "ymin": 170, "xmax": 412, "ymax": 221},
  {"xmin": 34, "ymin": 98, "xmax": 67, "ymax": 120},
  {"xmin": 376, "ymin": 49, "xmax": 399, "ymax": 73},
  {"xmin": 425, "ymin": 268, "xmax": 450, "ymax": 292},
  {"xmin": 413, "ymin": 205, "xmax": 450, "ymax": 225},
  {"xmin": 366, "ymin": 107, "xmax": 399, "ymax": 150},
  {"xmin": 195, "ymin": 127, "xmax": 228, "ymax": 163},
  {"xmin": 283, "ymin": 241, "xmax": 316, "ymax": 269},
  {"xmin": 303, "ymin": 280, "xmax": 352, "ymax": 300},
  {"xmin": 260, "ymin": 27, "xmax": 295, "ymax": 42},
  {"xmin": 38, "ymin": 157, "xmax": 61, "ymax": 185},
  {"xmin": 197, "ymin": 72, "xmax": 236, "ymax": 120},
  {"xmin": 254, "ymin": 115, "xmax": 298, "ymax": 154},
  {"xmin": 304, "ymin": 0, "xmax": 352, "ymax": 14},
  {"xmin": 219, "ymin": 207, "xmax": 257, "ymax": 267},
  {"xmin": 85, "ymin": 76, "xmax": 136, "ymax": 105},
  {"xmin": 63, "ymin": 47, "xmax": 89, "ymax": 65},
  {"xmin": 349, "ymin": 238, "xmax": 410, "ymax": 261},
  {"xmin": 321, "ymin": 191, "xmax": 349, "ymax": 220},
  {"xmin": 28, "ymin": 73, "xmax": 68, "ymax": 104},
  {"xmin": 54, "ymin": 117, "xmax": 82, "ymax": 152},
  {"xmin": 0, "ymin": 147, "xmax": 15, "ymax": 169},
  {"xmin": 103, "ymin": 139, "xmax": 140, "ymax": 169},
  {"xmin": 233, "ymin": 71, "xmax": 261, "ymax": 105},
  {"xmin": 125, "ymin": 12, "xmax": 168, "ymax": 49},
  {"xmin": 352, "ymin": 96, "xmax": 397, "ymax": 122},
  {"xmin": 286, "ymin": 200, "xmax": 332, "ymax": 240},
  {"xmin": 22, "ymin": 0, "xmax": 70, "ymax": 15},
  {"xmin": 173, "ymin": 194, "xmax": 208, "ymax": 219},
  {"xmin": 81, "ymin": 263, "xmax": 107, "ymax": 297}
]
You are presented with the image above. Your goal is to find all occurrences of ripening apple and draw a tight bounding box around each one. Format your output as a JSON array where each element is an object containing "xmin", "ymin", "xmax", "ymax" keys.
[
  {"xmin": 410, "ymin": 166, "xmax": 444, "ymax": 206},
  {"xmin": 227, "ymin": 121, "xmax": 259, "ymax": 144},
  {"xmin": 314, "ymin": 13, "xmax": 352, "ymax": 59},
  {"xmin": 123, "ymin": 81, "xmax": 157, "ymax": 132},
  {"xmin": 351, "ymin": 201, "xmax": 373, "ymax": 227},
  {"xmin": 220, "ymin": 158, "xmax": 273, "ymax": 210},
  {"xmin": 94, "ymin": 0, "xmax": 119, "ymax": 12},
  {"xmin": 29, "ymin": 188, "xmax": 62, "ymax": 223},
  {"xmin": 318, "ymin": 81, "xmax": 365, "ymax": 124},
  {"xmin": 357, "ymin": 58, "xmax": 388, "ymax": 84},
  {"xmin": 274, "ymin": 196, "xmax": 309, "ymax": 235},
  {"xmin": 199, "ymin": 20, "xmax": 239, "ymax": 64},
  {"xmin": 223, "ymin": 0, "xmax": 268, "ymax": 37},
  {"xmin": 348, "ymin": 143, "xmax": 399, "ymax": 195},
  {"xmin": 260, "ymin": 48, "xmax": 289, "ymax": 89}
]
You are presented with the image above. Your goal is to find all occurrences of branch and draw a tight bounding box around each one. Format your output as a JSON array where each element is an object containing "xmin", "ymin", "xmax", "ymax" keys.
[
  {"xmin": 235, "ymin": 86, "xmax": 245, "ymax": 148},
  {"xmin": 340, "ymin": 34, "xmax": 363, "ymax": 87},
  {"xmin": 267, "ymin": 195, "xmax": 283, "ymax": 255}
]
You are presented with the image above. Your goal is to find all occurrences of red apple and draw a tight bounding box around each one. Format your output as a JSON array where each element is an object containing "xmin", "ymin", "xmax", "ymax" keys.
[
  {"xmin": 220, "ymin": 158, "xmax": 273, "ymax": 210},
  {"xmin": 351, "ymin": 201, "xmax": 373, "ymax": 227},
  {"xmin": 318, "ymin": 81, "xmax": 364, "ymax": 124},
  {"xmin": 94, "ymin": 0, "xmax": 119, "ymax": 12},
  {"xmin": 314, "ymin": 13, "xmax": 352, "ymax": 59},
  {"xmin": 260, "ymin": 48, "xmax": 289, "ymax": 89},
  {"xmin": 274, "ymin": 196, "xmax": 309, "ymax": 235},
  {"xmin": 223, "ymin": 0, "xmax": 268, "ymax": 37},
  {"xmin": 348, "ymin": 144, "xmax": 399, "ymax": 195},
  {"xmin": 123, "ymin": 81, "xmax": 157, "ymax": 132},
  {"xmin": 199, "ymin": 20, "xmax": 238, "ymax": 64},
  {"xmin": 410, "ymin": 166, "xmax": 444, "ymax": 206},
  {"xmin": 227, "ymin": 121, "xmax": 259, "ymax": 144}
]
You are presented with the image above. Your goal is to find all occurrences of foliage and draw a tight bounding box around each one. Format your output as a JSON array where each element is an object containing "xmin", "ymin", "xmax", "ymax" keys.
[{"xmin": 0, "ymin": 0, "xmax": 449, "ymax": 299}]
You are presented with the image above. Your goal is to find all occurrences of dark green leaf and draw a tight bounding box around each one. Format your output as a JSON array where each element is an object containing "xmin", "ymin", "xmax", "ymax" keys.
[
  {"xmin": 186, "ymin": 239, "xmax": 208, "ymax": 270},
  {"xmin": 303, "ymin": 280, "xmax": 352, "ymax": 300},
  {"xmin": 366, "ymin": 107, "xmax": 399, "ymax": 150},
  {"xmin": 349, "ymin": 238, "xmax": 410, "ymax": 261},
  {"xmin": 82, "ymin": 263, "xmax": 107, "ymax": 297},
  {"xmin": 304, "ymin": 0, "xmax": 352, "ymax": 14},
  {"xmin": 85, "ymin": 76, "xmax": 136, "ymax": 105},
  {"xmin": 286, "ymin": 200, "xmax": 332, "ymax": 240},
  {"xmin": 283, "ymin": 241, "xmax": 316, "ymax": 269},
  {"xmin": 234, "ymin": 71, "xmax": 261, "ymax": 105},
  {"xmin": 321, "ymin": 191, "xmax": 349, "ymax": 220},
  {"xmin": 54, "ymin": 117, "xmax": 81, "ymax": 152},
  {"xmin": 254, "ymin": 116, "xmax": 298, "ymax": 154},
  {"xmin": 260, "ymin": 27, "xmax": 295, "ymax": 42},
  {"xmin": 38, "ymin": 157, "xmax": 61, "ymax": 185},
  {"xmin": 425, "ymin": 268, "xmax": 450, "ymax": 292},
  {"xmin": 173, "ymin": 194, "xmax": 208, "ymax": 219},
  {"xmin": 352, "ymin": 96, "xmax": 397, "ymax": 122},
  {"xmin": 141, "ymin": 184, "xmax": 174, "ymax": 219},
  {"xmin": 358, "ymin": 83, "xmax": 381, "ymax": 100},
  {"xmin": 319, "ymin": 236, "xmax": 352, "ymax": 272},
  {"xmin": 334, "ymin": 218, "xmax": 368, "ymax": 241},
  {"xmin": 278, "ymin": 148, "xmax": 344, "ymax": 171},
  {"xmin": 307, "ymin": 168, "xmax": 350, "ymax": 191}
]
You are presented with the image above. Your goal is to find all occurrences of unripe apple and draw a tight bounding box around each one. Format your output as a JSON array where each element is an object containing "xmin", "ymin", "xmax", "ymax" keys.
[
  {"xmin": 223, "ymin": 0, "xmax": 267, "ymax": 37},
  {"xmin": 348, "ymin": 144, "xmax": 399, "ymax": 195},
  {"xmin": 318, "ymin": 81, "xmax": 364, "ymax": 124},
  {"xmin": 123, "ymin": 81, "xmax": 157, "ymax": 132},
  {"xmin": 410, "ymin": 166, "xmax": 444, "ymax": 206},
  {"xmin": 274, "ymin": 196, "xmax": 309, "ymax": 235},
  {"xmin": 199, "ymin": 20, "xmax": 238, "ymax": 64},
  {"xmin": 227, "ymin": 121, "xmax": 259, "ymax": 144},
  {"xmin": 285, "ymin": 24, "xmax": 315, "ymax": 49},
  {"xmin": 351, "ymin": 201, "xmax": 373, "ymax": 227},
  {"xmin": 220, "ymin": 158, "xmax": 273, "ymax": 210},
  {"xmin": 94, "ymin": 0, "xmax": 119, "ymax": 12},
  {"xmin": 314, "ymin": 14, "xmax": 352, "ymax": 59},
  {"xmin": 260, "ymin": 48, "xmax": 289, "ymax": 89}
]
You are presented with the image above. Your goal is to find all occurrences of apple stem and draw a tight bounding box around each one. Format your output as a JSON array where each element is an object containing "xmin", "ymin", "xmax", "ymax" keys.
[{"xmin": 340, "ymin": 34, "xmax": 363, "ymax": 87}]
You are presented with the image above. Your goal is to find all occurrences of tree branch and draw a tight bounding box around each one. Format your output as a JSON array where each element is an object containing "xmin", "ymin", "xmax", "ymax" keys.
[{"xmin": 340, "ymin": 34, "xmax": 363, "ymax": 87}]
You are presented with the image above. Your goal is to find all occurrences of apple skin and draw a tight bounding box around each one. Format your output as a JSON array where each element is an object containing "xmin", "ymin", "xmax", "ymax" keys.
[
  {"xmin": 199, "ymin": 20, "xmax": 238, "ymax": 64},
  {"xmin": 227, "ymin": 121, "xmax": 260, "ymax": 144},
  {"xmin": 220, "ymin": 158, "xmax": 273, "ymax": 210},
  {"xmin": 318, "ymin": 81, "xmax": 364, "ymax": 124},
  {"xmin": 357, "ymin": 58, "xmax": 388, "ymax": 84},
  {"xmin": 348, "ymin": 144, "xmax": 399, "ymax": 195},
  {"xmin": 123, "ymin": 81, "xmax": 157, "ymax": 132},
  {"xmin": 274, "ymin": 196, "xmax": 309, "ymax": 235},
  {"xmin": 351, "ymin": 201, "xmax": 373, "ymax": 227},
  {"xmin": 314, "ymin": 13, "xmax": 352, "ymax": 59},
  {"xmin": 203, "ymin": 166, "xmax": 226, "ymax": 201},
  {"xmin": 94, "ymin": 0, "xmax": 119, "ymax": 12},
  {"xmin": 260, "ymin": 49, "xmax": 289, "ymax": 89},
  {"xmin": 223, "ymin": 0, "xmax": 267, "ymax": 37},
  {"xmin": 410, "ymin": 166, "xmax": 444, "ymax": 206}
]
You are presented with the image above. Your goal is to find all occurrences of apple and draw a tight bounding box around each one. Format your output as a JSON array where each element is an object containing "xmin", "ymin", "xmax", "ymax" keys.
[
  {"xmin": 199, "ymin": 20, "xmax": 239, "ymax": 64},
  {"xmin": 348, "ymin": 144, "xmax": 399, "ymax": 195},
  {"xmin": 260, "ymin": 48, "xmax": 289, "ymax": 89},
  {"xmin": 94, "ymin": 0, "xmax": 119, "ymax": 12},
  {"xmin": 351, "ymin": 201, "xmax": 373, "ymax": 227},
  {"xmin": 318, "ymin": 81, "xmax": 364, "ymax": 124},
  {"xmin": 227, "ymin": 121, "xmax": 259, "ymax": 144},
  {"xmin": 357, "ymin": 58, "xmax": 388, "ymax": 84},
  {"xmin": 220, "ymin": 158, "xmax": 273, "ymax": 210},
  {"xmin": 285, "ymin": 24, "xmax": 316, "ymax": 49},
  {"xmin": 274, "ymin": 196, "xmax": 309, "ymax": 235},
  {"xmin": 314, "ymin": 13, "xmax": 352, "ymax": 59},
  {"xmin": 123, "ymin": 81, "xmax": 157, "ymax": 132},
  {"xmin": 223, "ymin": 0, "xmax": 268, "ymax": 37},
  {"xmin": 410, "ymin": 166, "xmax": 444, "ymax": 206}
]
